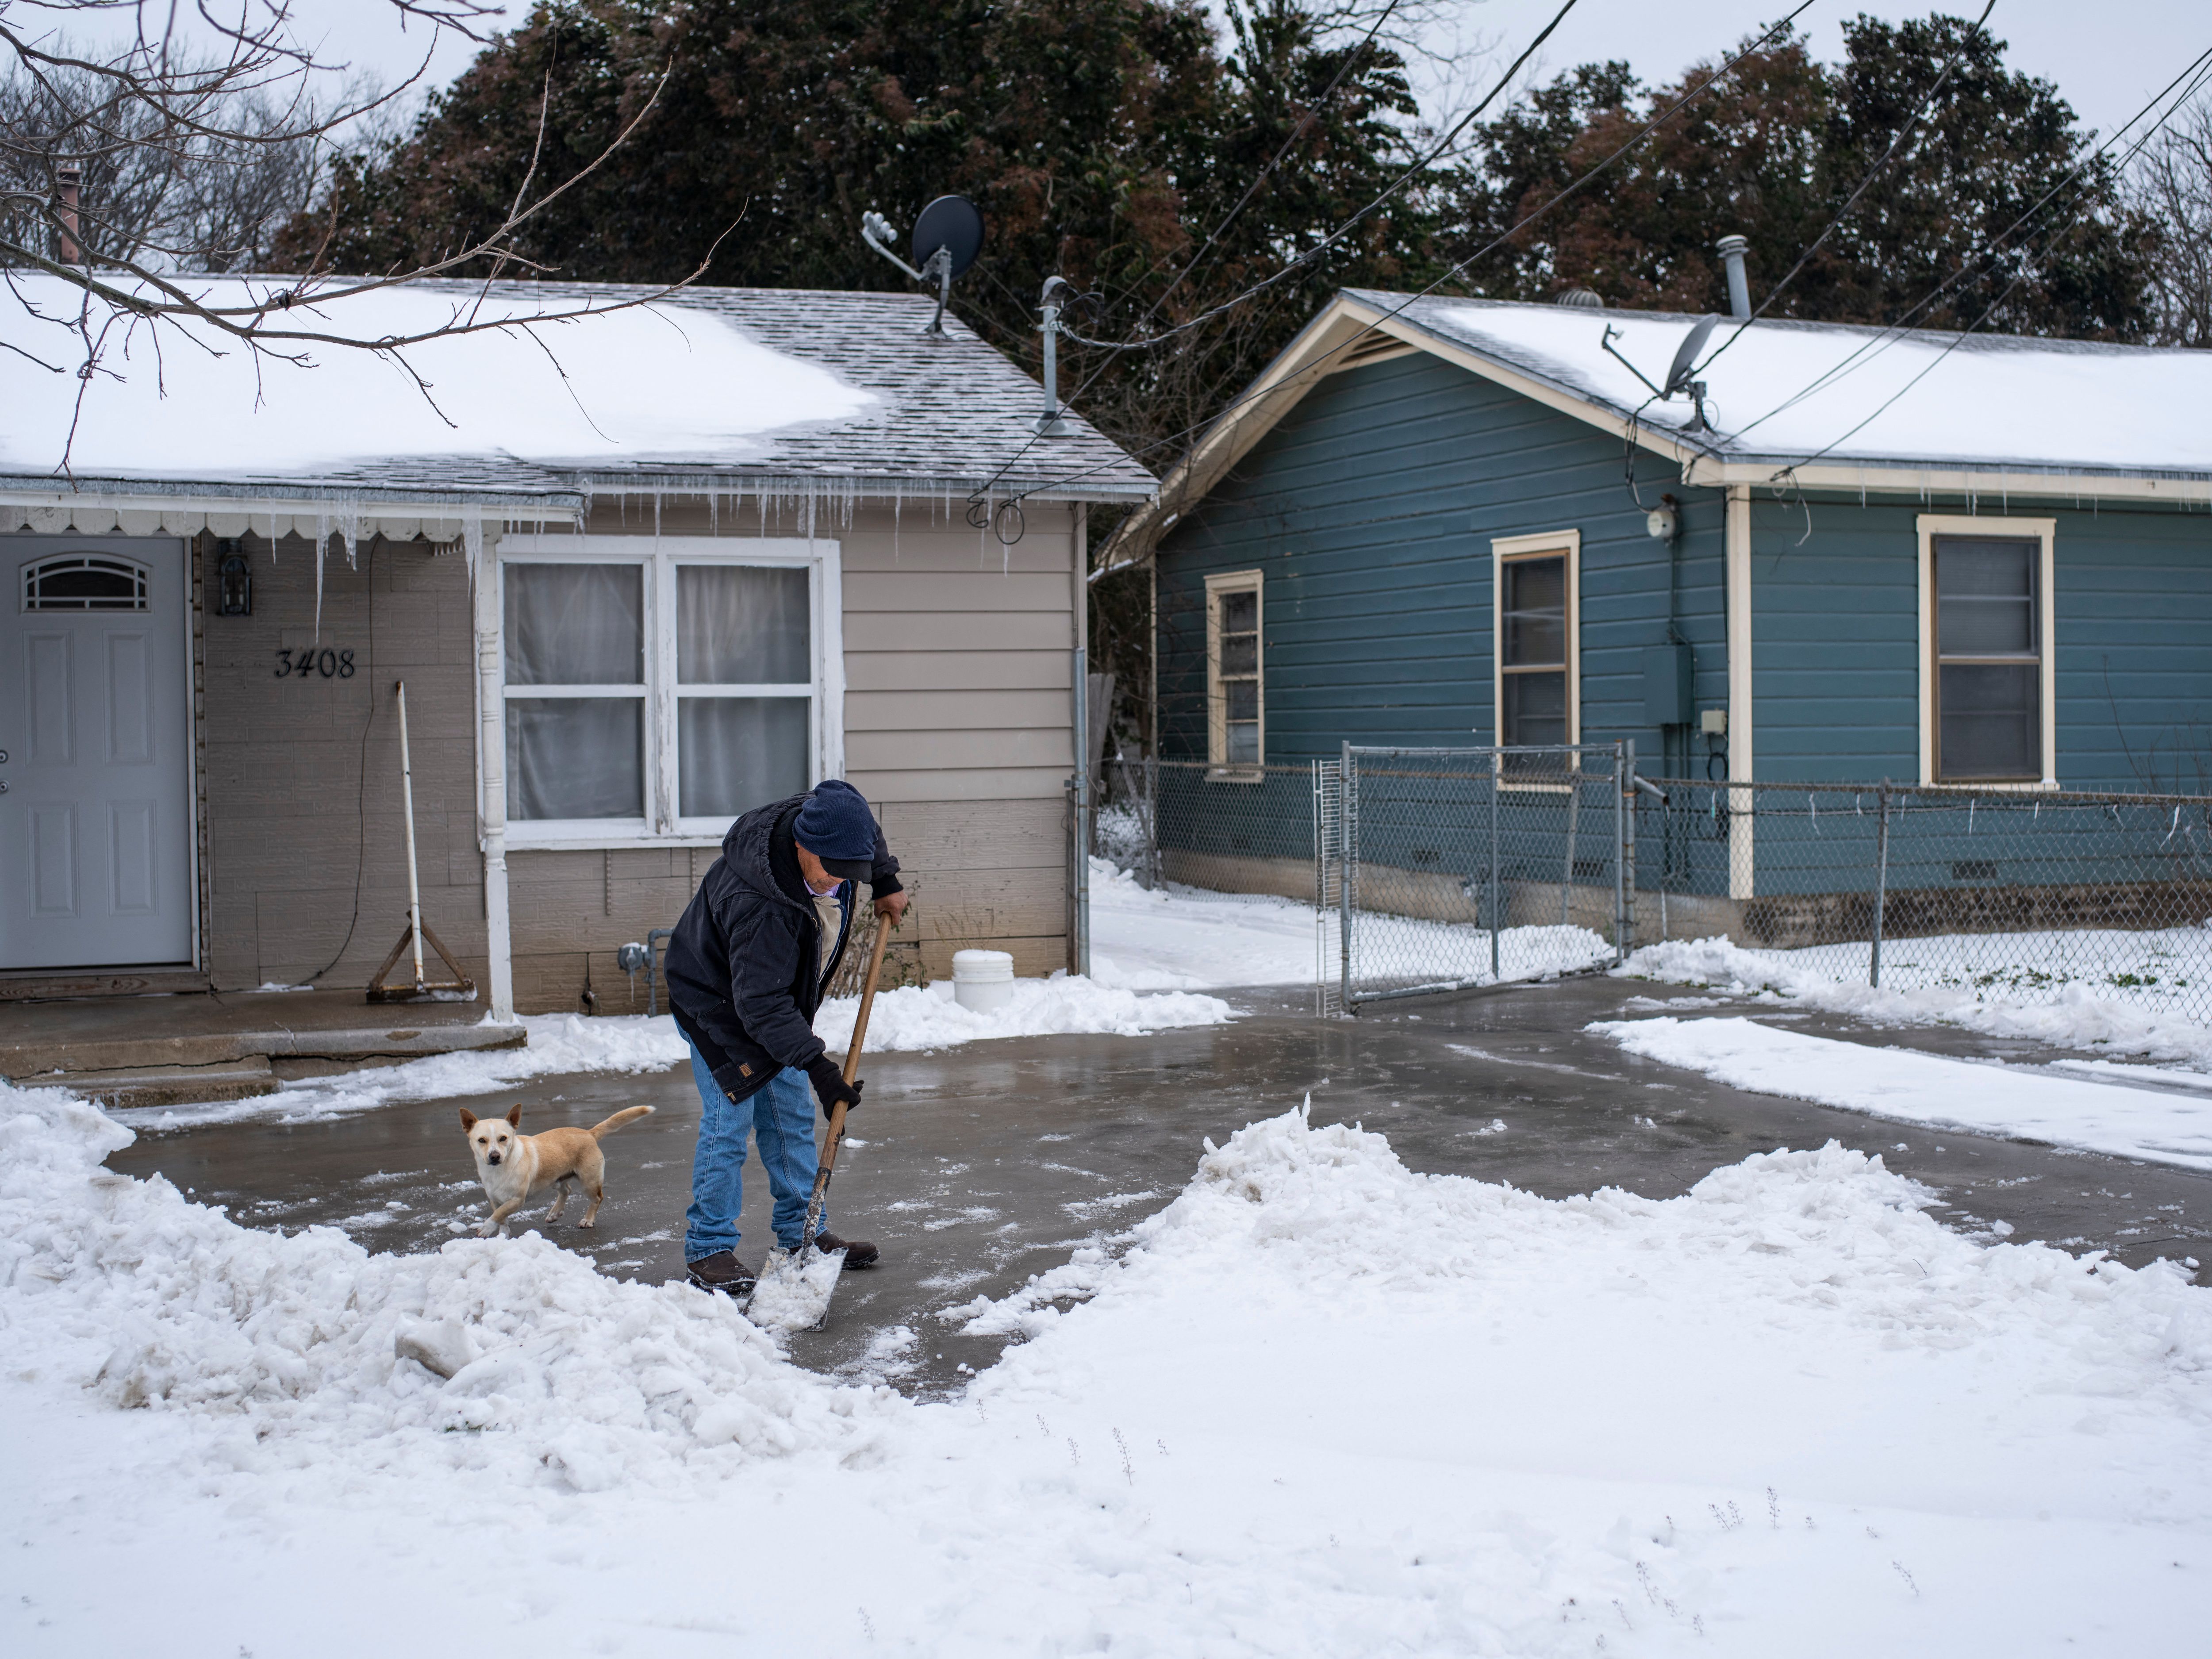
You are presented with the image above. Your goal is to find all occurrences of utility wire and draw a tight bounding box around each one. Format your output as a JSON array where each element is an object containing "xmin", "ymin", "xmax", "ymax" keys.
[
  {"xmin": 1003, "ymin": 0, "xmax": 1822, "ymax": 512},
  {"xmin": 1761, "ymin": 48, "xmax": 2212, "ymax": 480},
  {"xmin": 1053, "ymin": 0, "xmax": 1585, "ymax": 358},
  {"xmin": 1693, "ymin": 0, "xmax": 1996, "ymax": 376},
  {"xmin": 1727, "ymin": 42, "xmax": 2212, "ymax": 458},
  {"xmin": 965, "ymin": 0, "xmax": 1414, "ymax": 512}
]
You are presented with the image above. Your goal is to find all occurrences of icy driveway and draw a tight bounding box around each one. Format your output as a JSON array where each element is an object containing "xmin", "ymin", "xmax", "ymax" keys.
[{"xmin": 104, "ymin": 977, "xmax": 2212, "ymax": 1394}]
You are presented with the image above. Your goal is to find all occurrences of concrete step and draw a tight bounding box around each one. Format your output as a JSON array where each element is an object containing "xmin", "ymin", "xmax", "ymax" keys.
[
  {"xmin": 28, "ymin": 1057, "xmax": 280, "ymax": 1112},
  {"xmin": 0, "ymin": 1018, "xmax": 526, "ymax": 1080}
]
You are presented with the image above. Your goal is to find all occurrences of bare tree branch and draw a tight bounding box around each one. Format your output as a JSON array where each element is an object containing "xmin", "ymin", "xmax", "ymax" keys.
[{"xmin": 1, "ymin": 0, "xmax": 722, "ymax": 472}]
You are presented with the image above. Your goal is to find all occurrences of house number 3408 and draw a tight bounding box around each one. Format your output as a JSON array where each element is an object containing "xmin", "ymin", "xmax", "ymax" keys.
[{"xmin": 273, "ymin": 648, "xmax": 356, "ymax": 679}]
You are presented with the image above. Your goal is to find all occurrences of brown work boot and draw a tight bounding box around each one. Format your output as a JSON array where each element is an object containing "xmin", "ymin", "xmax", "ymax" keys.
[
  {"xmin": 685, "ymin": 1250, "xmax": 757, "ymax": 1296},
  {"xmin": 812, "ymin": 1233, "xmax": 879, "ymax": 1269}
]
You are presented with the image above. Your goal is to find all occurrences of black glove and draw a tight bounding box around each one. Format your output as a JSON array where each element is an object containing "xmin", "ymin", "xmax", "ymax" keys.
[{"xmin": 806, "ymin": 1054, "xmax": 862, "ymax": 1117}]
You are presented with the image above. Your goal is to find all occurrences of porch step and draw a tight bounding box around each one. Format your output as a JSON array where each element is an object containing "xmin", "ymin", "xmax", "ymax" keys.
[
  {"xmin": 23, "ymin": 1057, "xmax": 281, "ymax": 1113},
  {"xmin": 0, "ymin": 1018, "xmax": 527, "ymax": 1081}
]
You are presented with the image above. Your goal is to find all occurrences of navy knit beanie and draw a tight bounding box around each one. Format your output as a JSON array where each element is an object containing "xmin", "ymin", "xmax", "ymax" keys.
[{"xmin": 793, "ymin": 780, "xmax": 877, "ymax": 879}]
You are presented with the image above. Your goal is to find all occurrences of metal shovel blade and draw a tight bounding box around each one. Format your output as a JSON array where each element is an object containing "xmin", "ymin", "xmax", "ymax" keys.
[{"xmin": 747, "ymin": 1244, "xmax": 848, "ymax": 1333}]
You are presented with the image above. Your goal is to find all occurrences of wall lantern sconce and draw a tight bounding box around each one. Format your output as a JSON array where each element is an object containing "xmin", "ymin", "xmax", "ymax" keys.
[{"xmin": 216, "ymin": 539, "xmax": 252, "ymax": 616}]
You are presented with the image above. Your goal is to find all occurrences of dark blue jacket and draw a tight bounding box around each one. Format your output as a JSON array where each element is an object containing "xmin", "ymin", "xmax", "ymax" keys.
[{"xmin": 663, "ymin": 790, "xmax": 901, "ymax": 1103}]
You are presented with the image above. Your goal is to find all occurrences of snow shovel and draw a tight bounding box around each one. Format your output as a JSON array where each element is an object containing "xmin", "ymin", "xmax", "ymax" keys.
[{"xmin": 747, "ymin": 913, "xmax": 893, "ymax": 1333}]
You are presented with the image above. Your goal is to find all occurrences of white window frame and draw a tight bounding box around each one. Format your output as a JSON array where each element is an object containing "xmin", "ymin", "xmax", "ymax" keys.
[
  {"xmin": 1492, "ymin": 530, "xmax": 1580, "ymax": 771},
  {"xmin": 496, "ymin": 534, "xmax": 844, "ymax": 846},
  {"xmin": 1916, "ymin": 515, "xmax": 2055, "ymax": 790},
  {"xmin": 1205, "ymin": 569, "xmax": 1264, "ymax": 779}
]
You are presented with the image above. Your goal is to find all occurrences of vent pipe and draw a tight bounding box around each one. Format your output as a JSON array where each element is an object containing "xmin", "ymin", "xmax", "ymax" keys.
[
  {"xmin": 54, "ymin": 161, "xmax": 82, "ymax": 264},
  {"xmin": 1036, "ymin": 276, "xmax": 1071, "ymax": 438},
  {"xmin": 1716, "ymin": 234, "xmax": 1751, "ymax": 321}
]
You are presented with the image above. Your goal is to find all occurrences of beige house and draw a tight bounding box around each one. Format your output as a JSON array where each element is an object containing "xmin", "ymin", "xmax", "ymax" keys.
[{"xmin": 0, "ymin": 278, "xmax": 1152, "ymax": 1017}]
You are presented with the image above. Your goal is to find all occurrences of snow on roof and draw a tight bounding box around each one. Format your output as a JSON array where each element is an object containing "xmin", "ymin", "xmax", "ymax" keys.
[
  {"xmin": 1351, "ymin": 290, "xmax": 2212, "ymax": 480},
  {"xmin": 0, "ymin": 275, "xmax": 1153, "ymax": 502}
]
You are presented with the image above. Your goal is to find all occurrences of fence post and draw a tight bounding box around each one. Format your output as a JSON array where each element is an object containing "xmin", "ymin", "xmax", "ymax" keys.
[
  {"xmin": 1340, "ymin": 741, "xmax": 1355, "ymax": 1011},
  {"xmin": 1870, "ymin": 783, "xmax": 1891, "ymax": 989},
  {"xmin": 1488, "ymin": 747, "xmax": 1502, "ymax": 980},
  {"xmin": 1561, "ymin": 753, "xmax": 1581, "ymax": 929},
  {"xmin": 1312, "ymin": 760, "xmax": 1325, "ymax": 1018},
  {"xmin": 1617, "ymin": 740, "xmax": 1633, "ymax": 963}
]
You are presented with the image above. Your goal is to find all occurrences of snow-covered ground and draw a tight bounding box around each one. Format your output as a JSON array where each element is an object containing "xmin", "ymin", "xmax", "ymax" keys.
[
  {"xmin": 115, "ymin": 1012, "xmax": 690, "ymax": 1130},
  {"xmin": 1089, "ymin": 856, "xmax": 1329, "ymax": 988},
  {"xmin": 1089, "ymin": 856, "xmax": 1614, "ymax": 992},
  {"xmin": 5, "ymin": 1082, "xmax": 2208, "ymax": 1655},
  {"xmin": 1596, "ymin": 1015, "xmax": 2212, "ymax": 1173},
  {"xmin": 812, "ymin": 973, "xmax": 1230, "ymax": 1053},
  {"xmin": 117, "ymin": 975, "xmax": 1231, "ymax": 1128},
  {"xmin": 1623, "ymin": 934, "xmax": 2212, "ymax": 1071}
]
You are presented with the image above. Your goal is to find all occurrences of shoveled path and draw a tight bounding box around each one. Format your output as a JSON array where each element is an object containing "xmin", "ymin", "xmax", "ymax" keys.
[{"xmin": 106, "ymin": 976, "xmax": 2212, "ymax": 1397}]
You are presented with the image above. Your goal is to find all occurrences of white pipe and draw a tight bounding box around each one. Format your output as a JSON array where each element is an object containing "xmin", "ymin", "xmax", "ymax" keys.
[{"xmin": 395, "ymin": 680, "xmax": 426, "ymax": 990}]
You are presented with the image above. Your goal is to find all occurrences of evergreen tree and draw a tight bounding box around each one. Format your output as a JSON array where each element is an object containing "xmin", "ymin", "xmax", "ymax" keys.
[{"xmin": 1442, "ymin": 16, "xmax": 2157, "ymax": 340}]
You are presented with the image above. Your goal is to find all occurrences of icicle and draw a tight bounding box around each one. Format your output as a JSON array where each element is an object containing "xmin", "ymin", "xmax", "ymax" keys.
[{"xmin": 892, "ymin": 484, "xmax": 901, "ymax": 563}]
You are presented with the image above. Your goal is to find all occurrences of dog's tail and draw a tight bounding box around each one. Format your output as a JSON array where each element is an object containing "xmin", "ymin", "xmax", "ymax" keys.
[{"xmin": 588, "ymin": 1105, "xmax": 655, "ymax": 1139}]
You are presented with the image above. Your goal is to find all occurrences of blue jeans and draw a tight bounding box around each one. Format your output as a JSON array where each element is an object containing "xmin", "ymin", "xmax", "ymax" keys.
[{"xmin": 683, "ymin": 1040, "xmax": 823, "ymax": 1263}]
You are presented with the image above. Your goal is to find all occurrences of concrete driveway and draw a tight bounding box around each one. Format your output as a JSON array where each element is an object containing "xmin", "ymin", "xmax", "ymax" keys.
[{"xmin": 106, "ymin": 975, "xmax": 2212, "ymax": 1397}]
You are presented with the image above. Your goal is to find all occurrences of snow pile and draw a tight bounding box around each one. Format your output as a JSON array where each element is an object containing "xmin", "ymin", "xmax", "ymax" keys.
[
  {"xmin": 0, "ymin": 1082, "xmax": 888, "ymax": 1491},
  {"xmin": 0, "ymin": 273, "xmax": 876, "ymax": 477},
  {"xmin": 1595, "ymin": 1016, "xmax": 2212, "ymax": 1172},
  {"xmin": 1622, "ymin": 933, "xmax": 2212, "ymax": 1069},
  {"xmin": 119, "ymin": 1012, "xmax": 690, "ymax": 1129},
  {"xmin": 8, "ymin": 1084, "xmax": 2212, "ymax": 1651},
  {"xmin": 814, "ymin": 972, "xmax": 1230, "ymax": 1053}
]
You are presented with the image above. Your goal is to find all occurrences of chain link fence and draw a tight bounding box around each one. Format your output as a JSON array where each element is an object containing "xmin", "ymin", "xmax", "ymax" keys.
[
  {"xmin": 1102, "ymin": 751, "xmax": 2212, "ymax": 1025},
  {"xmin": 1330, "ymin": 746, "xmax": 1629, "ymax": 1007},
  {"xmin": 1636, "ymin": 780, "xmax": 2212, "ymax": 1022},
  {"xmin": 1094, "ymin": 757, "xmax": 1338, "ymax": 1006}
]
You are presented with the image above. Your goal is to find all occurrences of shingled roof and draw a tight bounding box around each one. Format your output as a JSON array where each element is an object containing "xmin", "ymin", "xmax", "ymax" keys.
[{"xmin": 0, "ymin": 275, "xmax": 1153, "ymax": 511}]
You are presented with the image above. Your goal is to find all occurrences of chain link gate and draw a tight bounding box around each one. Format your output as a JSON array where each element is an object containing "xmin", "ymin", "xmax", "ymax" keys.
[{"xmin": 1329, "ymin": 744, "xmax": 1633, "ymax": 1009}]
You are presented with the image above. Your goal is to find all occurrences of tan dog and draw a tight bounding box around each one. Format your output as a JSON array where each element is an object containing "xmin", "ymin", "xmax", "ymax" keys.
[{"xmin": 459, "ymin": 1103, "xmax": 654, "ymax": 1237}]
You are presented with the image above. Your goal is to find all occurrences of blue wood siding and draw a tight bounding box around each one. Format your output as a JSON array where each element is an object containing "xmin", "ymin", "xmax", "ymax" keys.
[
  {"xmin": 1748, "ymin": 495, "xmax": 2212, "ymax": 792},
  {"xmin": 1156, "ymin": 351, "xmax": 1728, "ymax": 773}
]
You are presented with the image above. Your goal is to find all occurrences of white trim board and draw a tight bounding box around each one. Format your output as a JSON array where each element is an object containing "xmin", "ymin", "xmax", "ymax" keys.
[{"xmin": 1725, "ymin": 487, "xmax": 1755, "ymax": 901}]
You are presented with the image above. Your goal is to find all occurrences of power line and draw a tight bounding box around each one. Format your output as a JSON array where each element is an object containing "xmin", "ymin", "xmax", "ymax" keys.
[
  {"xmin": 1003, "ymin": 0, "xmax": 1823, "ymax": 512},
  {"xmin": 1693, "ymin": 0, "xmax": 1997, "ymax": 377},
  {"xmin": 1728, "ymin": 42, "xmax": 2212, "ymax": 461},
  {"xmin": 968, "ymin": 0, "xmax": 1581, "ymax": 511},
  {"xmin": 1758, "ymin": 48, "xmax": 2212, "ymax": 480},
  {"xmin": 1054, "ymin": 0, "xmax": 1585, "ymax": 360}
]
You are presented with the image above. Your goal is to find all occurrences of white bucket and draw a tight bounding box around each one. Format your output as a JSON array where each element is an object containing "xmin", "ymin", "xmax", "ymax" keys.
[{"xmin": 951, "ymin": 949, "xmax": 1016, "ymax": 1014}]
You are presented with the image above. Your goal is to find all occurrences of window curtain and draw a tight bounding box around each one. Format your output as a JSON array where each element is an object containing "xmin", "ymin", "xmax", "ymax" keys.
[{"xmin": 503, "ymin": 564, "xmax": 645, "ymax": 818}]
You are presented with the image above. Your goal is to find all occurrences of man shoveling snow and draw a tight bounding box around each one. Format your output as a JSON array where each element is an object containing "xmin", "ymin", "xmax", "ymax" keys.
[{"xmin": 663, "ymin": 780, "xmax": 906, "ymax": 1297}]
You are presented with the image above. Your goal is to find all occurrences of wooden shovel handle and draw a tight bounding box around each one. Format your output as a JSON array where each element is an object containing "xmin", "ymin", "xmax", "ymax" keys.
[
  {"xmin": 841, "ymin": 911, "xmax": 894, "ymax": 1083},
  {"xmin": 817, "ymin": 911, "xmax": 894, "ymax": 1184}
]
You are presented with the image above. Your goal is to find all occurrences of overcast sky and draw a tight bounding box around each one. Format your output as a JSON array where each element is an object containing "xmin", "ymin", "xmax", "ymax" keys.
[{"xmin": 101, "ymin": 0, "xmax": 2212, "ymax": 151}]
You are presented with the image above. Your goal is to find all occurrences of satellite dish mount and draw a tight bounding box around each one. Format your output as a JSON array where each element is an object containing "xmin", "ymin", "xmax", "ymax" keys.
[
  {"xmin": 1601, "ymin": 314, "xmax": 1721, "ymax": 431},
  {"xmin": 862, "ymin": 195, "xmax": 985, "ymax": 334}
]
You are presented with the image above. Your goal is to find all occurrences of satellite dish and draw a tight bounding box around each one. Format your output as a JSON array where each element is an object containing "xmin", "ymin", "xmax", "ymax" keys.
[
  {"xmin": 911, "ymin": 196, "xmax": 984, "ymax": 279},
  {"xmin": 1663, "ymin": 315, "xmax": 1720, "ymax": 397}
]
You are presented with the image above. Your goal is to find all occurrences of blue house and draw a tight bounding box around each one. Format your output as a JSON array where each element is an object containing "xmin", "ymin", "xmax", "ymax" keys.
[{"xmin": 1114, "ymin": 289, "xmax": 2212, "ymax": 929}]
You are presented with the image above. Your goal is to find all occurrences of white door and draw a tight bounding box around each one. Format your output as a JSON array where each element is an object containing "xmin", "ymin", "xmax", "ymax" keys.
[{"xmin": 0, "ymin": 536, "xmax": 194, "ymax": 969}]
